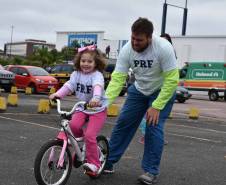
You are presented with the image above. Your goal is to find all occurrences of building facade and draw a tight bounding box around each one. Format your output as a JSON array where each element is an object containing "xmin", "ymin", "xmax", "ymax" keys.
[
  {"xmin": 56, "ymin": 31, "xmax": 226, "ymax": 68},
  {"xmin": 172, "ymin": 35, "xmax": 226, "ymax": 68},
  {"xmin": 56, "ymin": 31, "xmax": 104, "ymax": 50},
  {"xmin": 4, "ymin": 39, "xmax": 55, "ymax": 57},
  {"xmin": 56, "ymin": 31, "xmax": 128, "ymax": 60}
]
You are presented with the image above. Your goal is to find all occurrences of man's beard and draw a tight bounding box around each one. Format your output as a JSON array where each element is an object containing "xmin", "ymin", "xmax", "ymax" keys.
[{"xmin": 132, "ymin": 43, "xmax": 149, "ymax": 53}]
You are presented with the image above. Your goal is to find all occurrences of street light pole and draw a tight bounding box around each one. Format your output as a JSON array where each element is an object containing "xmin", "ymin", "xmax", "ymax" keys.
[
  {"xmin": 161, "ymin": 0, "xmax": 167, "ymax": 35},
  {"xmin": 182, "ymin": 0, "xmax": 188, "ymax": 35},
  {"xmin": 9, "ymin": 25, "xmax": 14, "ymax": 57},
  {"xmin": 161, "ymin": 0, "xmax": 188, "ymax": 36}
]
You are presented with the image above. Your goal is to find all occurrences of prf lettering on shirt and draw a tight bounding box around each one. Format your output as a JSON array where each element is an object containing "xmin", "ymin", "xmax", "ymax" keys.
[
  {"xmin": 76, "ymin": 83, "xmax": 92, "ymax": 94},
  {"xmin": 134, "ymin": 60, "xmax": 154, "ymax": 68}
]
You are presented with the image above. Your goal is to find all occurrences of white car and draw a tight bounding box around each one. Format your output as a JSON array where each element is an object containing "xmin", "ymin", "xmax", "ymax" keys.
[{"xmin": 0, "ymin": 65, "xmax": 15, "ymax": 92}]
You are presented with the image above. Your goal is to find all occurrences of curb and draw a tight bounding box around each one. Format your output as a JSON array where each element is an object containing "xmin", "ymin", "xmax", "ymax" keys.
[
  {"xmin": 113, "ymin": 102, "xmax": 226, "ymax": 124},
  {"xmin": 171, "ymin": 111, "xmax": 226, "ymax": 124}
]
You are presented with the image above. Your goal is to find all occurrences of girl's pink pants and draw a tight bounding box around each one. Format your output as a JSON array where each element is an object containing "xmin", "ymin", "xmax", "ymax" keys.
[{"xmin": 70, "ymin": 109, "xmax": 107, "ymax": 168}]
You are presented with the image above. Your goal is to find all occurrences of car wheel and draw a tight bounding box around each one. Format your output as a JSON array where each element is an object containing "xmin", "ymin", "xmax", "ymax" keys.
[
  {"xmin": 3, "ymin": 85, "xmax": 12, "ymax": 92},
  {"xmin": 177, "ymin": 98, "xmax": 186, "ymax": 103},
  {"xmin": 29, "ymin": 83, "xmax": 37, "ymax": 94},
  {"xmin": 209, "ymin": 90, "xmax": 219, "ymax": 101}
]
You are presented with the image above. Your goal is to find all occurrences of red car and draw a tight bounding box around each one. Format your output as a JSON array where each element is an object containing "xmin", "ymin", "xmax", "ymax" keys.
[{"xmin": 7, "ymin": 65, "xmax": 59, "ymax": 93}]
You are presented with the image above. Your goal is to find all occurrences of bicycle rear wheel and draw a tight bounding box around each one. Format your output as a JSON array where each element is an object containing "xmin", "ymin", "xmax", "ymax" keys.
[
  {"xmin": 34, "ymin": 140, "xmax": 72, "ymax": 185},
  {"xmin": 90, "ymin": 135, "xmax": 109, "ymax": 178}
]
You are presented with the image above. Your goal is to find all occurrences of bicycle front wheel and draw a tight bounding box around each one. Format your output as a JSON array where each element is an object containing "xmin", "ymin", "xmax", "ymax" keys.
[
  {"xmin": 94, "ymin": 135, "xmax": 109, "ymax": 178},
  {"xmin": 34, "ymin": 140, "xmax": 72, "ymax": 185}
]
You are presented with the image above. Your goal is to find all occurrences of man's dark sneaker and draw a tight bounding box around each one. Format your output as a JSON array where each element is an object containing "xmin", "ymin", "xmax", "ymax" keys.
[
  {"xmin": 138, "ymin": 172, "xmax": 158, "ymax": 185},
  {"xmin": 103, "ymin": 164, "xmax": 115, "ymax": 174}
]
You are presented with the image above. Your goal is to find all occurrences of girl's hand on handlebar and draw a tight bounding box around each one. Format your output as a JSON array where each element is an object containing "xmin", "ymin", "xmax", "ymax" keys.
[
  {"xmin": 88, "ymin": 98, "xmax": 101, "ymax": 108},
  {"xmin": 49, "ymin": 93, "xmax": 60, "ymax": 100}
]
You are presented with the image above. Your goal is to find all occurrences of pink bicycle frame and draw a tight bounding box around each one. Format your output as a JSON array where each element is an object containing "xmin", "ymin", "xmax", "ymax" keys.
[{"xmin": 48, "ymin": 131, "xmax": 68, "ymax": 168}]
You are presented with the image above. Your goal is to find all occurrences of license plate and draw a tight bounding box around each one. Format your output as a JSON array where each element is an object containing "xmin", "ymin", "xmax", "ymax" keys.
[
  {"xmin": 1, "ymin": 80, "xmax": 9, "ymax": 84},
  {"xmin": 48, "ymin": 86, "xmax": 54, "ymax": 88}
]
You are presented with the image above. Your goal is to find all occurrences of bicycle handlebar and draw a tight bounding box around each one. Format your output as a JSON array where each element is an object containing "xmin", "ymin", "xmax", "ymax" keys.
[{"xmin": 55, "ymin": 99, "xmax": 87, "ymax": 116}]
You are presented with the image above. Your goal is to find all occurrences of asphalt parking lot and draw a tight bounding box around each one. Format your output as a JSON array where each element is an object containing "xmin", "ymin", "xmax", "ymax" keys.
[{"xmin": 0, "ymin": 92, "xmax": 226, "ymax": 185}]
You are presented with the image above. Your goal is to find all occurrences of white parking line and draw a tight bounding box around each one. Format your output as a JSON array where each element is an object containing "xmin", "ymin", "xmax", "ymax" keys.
[
  {"xmin": 0, "ymin": 116, "xmax": 222, "ymax": 144},
  {"xmin": 0, "ymin": 115, "xmax": 59, "ymax": 130},
  {"xmin": 107, "ymin": 120, "xmax": 222, "ymax": 143},
  {"xmin": 167, "ymin": 124, "xmax": 226, "ymax": 134},
  {"xmin": 0, "ymin": 112, "xmax": 57, "ymax": 116},
  {"xmin": 167, "ymin": 132, "xmax": 222, "ymax": 143}
]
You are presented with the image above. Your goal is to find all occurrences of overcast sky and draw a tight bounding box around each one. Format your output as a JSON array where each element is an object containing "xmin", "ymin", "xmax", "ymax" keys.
[{"xmin": 1, "ymin": 0, "xmax": 226, "ymax": 50}]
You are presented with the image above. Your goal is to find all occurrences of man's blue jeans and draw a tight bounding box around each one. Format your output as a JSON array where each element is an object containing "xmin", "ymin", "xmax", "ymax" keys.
[{"xmin": 107, "ymin": 84, "xmax": 175, "ymax": 175}]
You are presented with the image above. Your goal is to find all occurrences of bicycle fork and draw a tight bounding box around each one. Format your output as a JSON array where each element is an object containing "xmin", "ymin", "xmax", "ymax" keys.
[
  {"xmin": 57, "ymin": 140, "xmax": 67, "ymax": 168},
  {"xmin": 47, "ymin": 132, "xmax": 68, "ymax": 169},
  {"xmin": 48, "ymin": 130, "xmax": 84, "ymax": 169}
]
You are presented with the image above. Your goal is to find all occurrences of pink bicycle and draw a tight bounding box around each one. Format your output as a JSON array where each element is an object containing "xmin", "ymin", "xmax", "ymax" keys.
[{"xmin": 34, "ymin": 99, "xmax": 109, "ymax": 185}]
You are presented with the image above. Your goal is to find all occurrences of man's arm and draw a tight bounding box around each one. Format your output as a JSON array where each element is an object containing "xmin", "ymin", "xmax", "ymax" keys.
[
  {"xmin": 105, "ymin": 71, "xmax": 128, "ymax": 105},
  {"xmin": 105, "ymin": 42, "xmax": 131, "ymax": 105},
  {"xmin": 146, "ymin": 68, "xmax": 179, "ymax": 125},
  {"xmin": 152, "ymin": 68, "xmax": 179, "ymax": 110}
]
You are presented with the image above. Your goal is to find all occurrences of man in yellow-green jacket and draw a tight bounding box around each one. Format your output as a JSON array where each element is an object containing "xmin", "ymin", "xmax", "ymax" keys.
[{"xmin": 103, "ymin": 17, "xmax": 179, "ymax": 185}]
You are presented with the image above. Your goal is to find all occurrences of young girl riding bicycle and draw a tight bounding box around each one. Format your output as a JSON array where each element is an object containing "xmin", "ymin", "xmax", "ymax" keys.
[{"xmin": 49, "ymin": 45, "xmax": 107, "ymax": 176}]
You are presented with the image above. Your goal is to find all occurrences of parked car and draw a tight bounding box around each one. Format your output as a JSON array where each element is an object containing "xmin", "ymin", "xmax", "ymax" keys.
[
  {"xmin": 176, "ymin": 86, "xmax": 192, "ymax": 103},
  {"xmin": 49, "ymin": 64, "xmax": 74, "ymax": 87},
  {"xmin": 7, "ymin": 65, "xmax": 58, "ymax": 93},
  {"xmin": 0, "ymin": 65, "xmax": 15, "ymax": 92},
  {"xmin": 103, "ymin": 63, "xmax": 128, "ymax": 96}
]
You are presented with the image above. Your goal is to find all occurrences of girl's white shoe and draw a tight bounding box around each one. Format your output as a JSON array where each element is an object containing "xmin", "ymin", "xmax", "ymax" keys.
[{"xmin": 83, "ymin": 163, "xmax": 98, "ymax": 172}]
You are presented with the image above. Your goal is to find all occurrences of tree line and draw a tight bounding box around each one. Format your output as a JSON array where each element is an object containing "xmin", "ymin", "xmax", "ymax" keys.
[{"xmin": 0, "ymin": 46, "xmax": 77, "ymax": 68}]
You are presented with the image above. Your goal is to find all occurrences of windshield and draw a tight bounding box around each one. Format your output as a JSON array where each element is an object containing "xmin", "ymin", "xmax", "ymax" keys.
[{"xmin": 28, "ymin": 67, "xmax": 49, "ymax": 76}]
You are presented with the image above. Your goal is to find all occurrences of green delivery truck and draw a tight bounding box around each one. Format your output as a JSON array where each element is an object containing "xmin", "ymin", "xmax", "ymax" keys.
[{"xmin": 179, "ymin": 61, "xmax": 226, "ymax": 101}]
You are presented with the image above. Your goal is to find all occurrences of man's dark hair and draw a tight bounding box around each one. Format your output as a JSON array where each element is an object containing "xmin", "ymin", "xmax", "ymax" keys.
[
  {"xmin": 160, "ymin": 33, "xmax": 173, "ymax": 45},
  {"xmin": 131, "ymin": 17, "xmax": 154, "ymax": 36}
]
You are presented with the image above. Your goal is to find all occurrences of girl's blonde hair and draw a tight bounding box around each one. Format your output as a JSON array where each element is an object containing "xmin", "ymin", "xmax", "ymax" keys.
[{"xmin": 74, "ymin": 49, "xmax": 107, "ymax": 72}]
